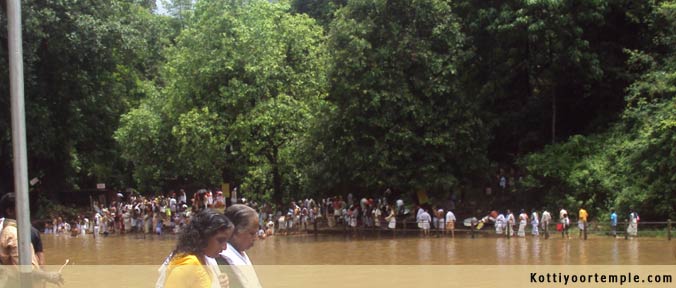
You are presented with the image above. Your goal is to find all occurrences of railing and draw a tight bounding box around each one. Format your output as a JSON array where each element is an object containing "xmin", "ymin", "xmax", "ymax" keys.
[{"xmin": 302, "ymin": 215, "xmax": 672, "ymax": 240}]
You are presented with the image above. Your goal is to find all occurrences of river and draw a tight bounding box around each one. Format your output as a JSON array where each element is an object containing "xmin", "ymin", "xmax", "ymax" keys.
[{"xmin": 42, "ymin": 233, "xmax": 676, "ymax": 265}]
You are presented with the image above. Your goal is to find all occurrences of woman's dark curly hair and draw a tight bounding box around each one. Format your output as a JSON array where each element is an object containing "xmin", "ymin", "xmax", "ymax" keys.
[{"xmin": 173, "ymin": 209, "xmax": 233, "ymax": 259}]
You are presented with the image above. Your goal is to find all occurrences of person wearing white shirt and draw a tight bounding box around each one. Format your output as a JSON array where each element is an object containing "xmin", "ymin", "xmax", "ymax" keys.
[
  {"xmin": 419, "ymin": 209, "xmax": 432, "ymax": 236},
  {"xmin": 445, "ymin": 210, "xmax": 456, "ymax": 237},
  {"xmin": 219, "ymin": 205, "xmax": 263, "ymax": 288},
  {"xmin": 541, "ymin": 209, "xmax": 552, "ymax": 238}
]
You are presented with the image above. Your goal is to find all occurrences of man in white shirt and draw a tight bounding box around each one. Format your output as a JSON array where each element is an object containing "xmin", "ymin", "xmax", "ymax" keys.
[
  {"xmin": 541, "ymin": 209, "xmax": 552, "ymax": 238},
  {"xmin": 219, "ymin": 204, "xmax": 263, "ymax": 288},
  {"xmin": 445, "ymin": 210, "xmax": 456, "ymax": 237}
]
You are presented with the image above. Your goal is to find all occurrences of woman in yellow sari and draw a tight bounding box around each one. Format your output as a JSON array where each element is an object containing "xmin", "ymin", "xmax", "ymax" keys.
[{"xmin": 164, "ymin": 209, "xmax": 233, "ymax": 288}]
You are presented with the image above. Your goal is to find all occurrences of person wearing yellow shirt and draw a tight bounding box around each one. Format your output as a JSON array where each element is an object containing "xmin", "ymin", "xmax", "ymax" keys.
[
  {"xmin": 163, "ymin": 209, "xmax": 233, "ymax": 288},
  {"xmin": 578, "ymin": 208, "xmax": 588, "ymax": 239}
]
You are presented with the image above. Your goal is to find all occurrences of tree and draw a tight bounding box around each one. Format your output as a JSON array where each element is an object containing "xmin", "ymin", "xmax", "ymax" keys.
[
  {"xmin": 234, "ymin": 95, "xmax": 313, "ymax": 205},
  {"xmin": 519, "ymin": 1, "xmax": 676, "ymax": 219},
  {"xmin": 454, "ymin": 0, "xmax": 649, "ymax": 164},
  {"xmin": 311, "ymin": 0, "xmax": 488, "ymax": 199},
  {"xmin": 0, "ymin": 0, "xmax": 171, "ymax": 196},
  {"xmin": 114, "ymin": 83, "xmax": 178, "ymax": 192},
  {"xmin": 120, "ymin": 0, "xmax": 328, "ymax": 201}
]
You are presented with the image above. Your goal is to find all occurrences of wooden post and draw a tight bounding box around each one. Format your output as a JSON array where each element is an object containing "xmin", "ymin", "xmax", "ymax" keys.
[
  {"xmin": 506, "ymin": 223, "xmax": 511, "ymax": 239},
  {"xmin": 668, "ymin": 219, "xmax": 671, "ymax": 241},
  {"xmin": 471, "ymin": 222, "xmax": 475, "ymax": 239}
]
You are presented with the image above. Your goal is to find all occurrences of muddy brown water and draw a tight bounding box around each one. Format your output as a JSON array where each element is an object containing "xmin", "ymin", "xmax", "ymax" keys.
[{"xmin": 42, "ymin": 233, "xmax": 676, "ymax": 265}]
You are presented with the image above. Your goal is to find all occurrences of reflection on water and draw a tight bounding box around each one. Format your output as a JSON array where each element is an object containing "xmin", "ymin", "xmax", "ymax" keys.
[{"xmin": 42, "ymin": 233, "xmax": 676, "ymax": 265}]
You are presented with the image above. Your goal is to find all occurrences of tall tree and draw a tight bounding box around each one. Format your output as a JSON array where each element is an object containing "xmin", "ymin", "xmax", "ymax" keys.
[
  {"xmin": 311, "ymin": 0, "xmax": 488, "ymax": 199},
  {"xmin": 519, "ymin": 0, "xmax": 676, "ymax": 219},
  {"xmin": 117, "ymin": 0, "xmax": 328, "ymax": 202},
  {"xmin": 0, "ymin": 0, "xmax": 171, "ymax": 196},
  {"xmin": 454, "ymin": 0, "xmax": 652, "ymax": 164}
]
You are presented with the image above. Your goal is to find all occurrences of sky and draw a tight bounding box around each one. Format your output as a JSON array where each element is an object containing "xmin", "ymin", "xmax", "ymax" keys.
[{"xmin": 155, "ymin": 0, "xmax": 168, "ymax": 15}]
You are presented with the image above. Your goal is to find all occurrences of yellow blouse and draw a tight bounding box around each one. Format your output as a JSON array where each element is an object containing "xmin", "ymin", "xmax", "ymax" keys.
[{"xmin": 164, "ymin": 254, "xmax": 213, "ymax": 288}]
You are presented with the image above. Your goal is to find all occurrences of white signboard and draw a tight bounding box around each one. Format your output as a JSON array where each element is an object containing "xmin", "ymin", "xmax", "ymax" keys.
[{"xmin": 96, "ymin": 183, "xmax": 106, "ymax": 190}]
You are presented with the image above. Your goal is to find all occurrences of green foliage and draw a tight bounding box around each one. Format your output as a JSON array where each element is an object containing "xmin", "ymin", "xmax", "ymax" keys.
[
  {"xmin": 519, "ymin": 1, "xmax": 676, "ymax": 220},
  {"xmin": 308, "ymin": 0, "xmax": 488, "ymax": 198},
  {"xmin": 234, "ymin": 95, "xmax": 314, "ymax": 203},
  {"xmin": 519, "ymin": 96, "xmax": 676, "ymax": 220},
  {"xmin": 114, "ymin": 84, "xmax": 171, "ymax": 192},
  {"xmin": 0, "ymin": 0, "xmax": 172, "ymax": 195},
  {"xmin": 116, "ymin": 0, "xmax": 328, "ymax": 200},
  {"xmin": 172, "ymin": 107, "xmax": 226, "ymax": 185},
  {"xmin": 291, "ymin": 0, "xmax": 346, "ymax": 28},
  {"xmin": 1, "ymin": 0, "xmax": 674, "ymax": 219}
]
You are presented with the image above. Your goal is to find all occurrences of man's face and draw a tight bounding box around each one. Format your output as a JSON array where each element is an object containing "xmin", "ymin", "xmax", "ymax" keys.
[
  {"xmin": 231, "ymin": 215, "xmax": 259, "ymax": 253},
  {"xmin": 5, "ymin": 207, "xmax": 16, "ymax": 218}
]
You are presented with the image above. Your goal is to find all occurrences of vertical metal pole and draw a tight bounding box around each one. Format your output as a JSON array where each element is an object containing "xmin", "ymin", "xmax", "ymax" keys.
[
  {"xmin": 7, "ymin": 1, "xmax": 33, "ymax": 287},
  {"xmin": 668, "ymin": 219, "xmax": 671, "ymax": 241}
]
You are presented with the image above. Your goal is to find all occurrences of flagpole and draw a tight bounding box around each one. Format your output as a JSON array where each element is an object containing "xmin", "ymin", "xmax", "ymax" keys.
[{"xmin": 7, "ymin": 1, "xmax": 33, "ymax": 285}]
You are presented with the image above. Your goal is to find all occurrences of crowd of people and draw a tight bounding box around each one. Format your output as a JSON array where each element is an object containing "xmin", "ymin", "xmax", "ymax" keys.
[
  {"xmin": 2, "ymin": 186, "xmax": 647, "ymax": 288},
  {"xmin": 43, "ymin": 189, "xmax": 220, "ymax": 237},
  {"xmin": 37, "ymin": 186, "xmax": 643, "ymax": 242}
]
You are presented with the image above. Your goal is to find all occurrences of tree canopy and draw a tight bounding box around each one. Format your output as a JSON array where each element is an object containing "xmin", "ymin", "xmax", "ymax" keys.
[{"xmin": 1, "ymin": 0, "xmax": 674, "ymax": 219}]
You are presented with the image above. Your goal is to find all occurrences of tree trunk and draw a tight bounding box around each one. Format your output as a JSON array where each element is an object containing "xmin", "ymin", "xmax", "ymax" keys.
[
  {"xmin": 268, "ymin": 147, "xmax": 283, "ymax": 207},
  {"xmin": 272, "ymin": 162, "xmax": 283, "ymax": 207}
]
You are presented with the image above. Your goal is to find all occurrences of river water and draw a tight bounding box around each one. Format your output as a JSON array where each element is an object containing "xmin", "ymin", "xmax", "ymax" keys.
[{"xmin": 42, "ymin": 233, "xmax": 676, "ymax": 265}]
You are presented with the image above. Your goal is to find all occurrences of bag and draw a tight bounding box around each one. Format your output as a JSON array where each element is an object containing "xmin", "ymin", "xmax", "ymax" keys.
[{"xmin": 556, "ymin": 223, "xmax": 563, "ymax": 232}]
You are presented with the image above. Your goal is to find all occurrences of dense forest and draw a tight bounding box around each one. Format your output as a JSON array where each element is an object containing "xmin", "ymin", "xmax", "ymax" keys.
[{"xmin": 1, "ymin": 0, "xmax": 674, "ymax": 220}]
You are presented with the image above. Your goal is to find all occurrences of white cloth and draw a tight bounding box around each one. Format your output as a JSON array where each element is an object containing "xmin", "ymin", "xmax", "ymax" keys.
[
  {"xmin": 445, "ymin": 211, "xmax": 456, "ymax": 223},
  {"xmin": 386, "ymin": 211, "xmax": 396, "ymax": 229},
  {"xmin": 495, "ymin": 214, "xmax": 505, "ymax": 234},
  {"xmin": 372, "ymin": 208, "xmax": 382, "ymax": 227},
  {"xmin": 541, "ymin": 211, "xmax": 551, "ymax": 226},
  {"xmin": 220, "ymin": 243, "xmax": 263, "ymax": 288},
  {"xmin": 419, "ymin": 212, "xmax": 431, "ymax": 229}
]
